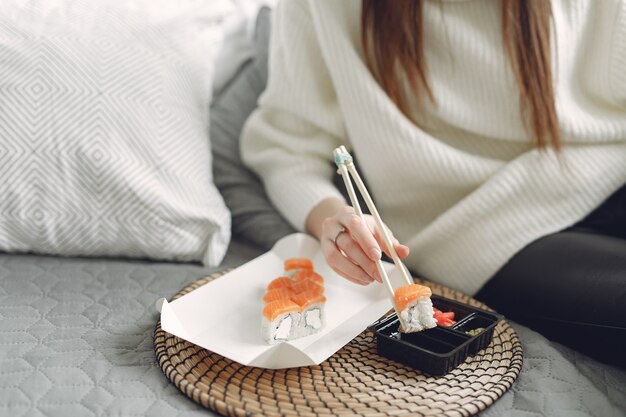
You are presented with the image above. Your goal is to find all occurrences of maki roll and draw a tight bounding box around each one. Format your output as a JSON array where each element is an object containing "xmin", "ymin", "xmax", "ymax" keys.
[
  {"xmin": 263, "ymin": 287, "xmax": 293, "ymax": 303},
  {"xmin": 261, "ymin": 258, "xmax": 327, "ymax": 344},
  {"xmin": 262, "ymin": 299, "xmax": 301, "ymax": 344},
  {"xmin": 291, "ymin": 277, "xmax": 324, "ymax": 295},
  {"xmin": 267, "ymin": 276, "xmax": 293, "ymax": 291},
  {"xmin": 394, "ymin": 284, "xmax": 437, "ymax": 333},
  {"xmin": 283, "ymin": 258, "xmax": 313, "ymax": 278},
  {"xmin": 293, "ymin": 270, "xmax": 324, "ymax": 286},
  {"xmin": 291, "ymin": 291, "xmax": 326, "ymax": 337}
]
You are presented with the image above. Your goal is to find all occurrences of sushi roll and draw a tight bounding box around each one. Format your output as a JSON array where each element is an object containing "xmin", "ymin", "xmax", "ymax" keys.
[
  {"xmin": 262, "ymin": 299, "xmax": 301, "ymax": 344},
  {"xmin": 283, "ymin": 258, "xmax": 313, "ymax": 278},
  {"xmin": 291, "ymin": 291, "xmax": 326, "ymax": 337},
  {"xmin": 293, "ymin": 270, "xmax": 324, "ymax": 286},
  {"xmin": 291, "ymin": 278, "xmax": 324, "ymax": 295},
  {"xmin": 394, "ymin": 284, "xmax": 437, "ymax": 333},
  {"xmin": 263, "ymin": 287, "xmax": 293, "ymax": 303},
  {"xmin": 267, "ymin": 276, "xmax": 293, "ymax": 291},
  {"xmin": 262, "ymin": 257, "xmax": 327, "ymax": 344}
]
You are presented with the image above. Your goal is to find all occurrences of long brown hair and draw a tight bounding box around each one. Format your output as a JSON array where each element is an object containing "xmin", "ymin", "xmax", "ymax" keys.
[{"xmin": 362, "ymin": 0, "xmax": 560, "ymax": 149}]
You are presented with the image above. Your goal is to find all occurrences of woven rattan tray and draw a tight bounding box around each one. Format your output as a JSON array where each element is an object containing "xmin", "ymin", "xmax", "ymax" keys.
[{"xmin": 154, "ymin": 271, "xmax": 522, "ymax": 417}]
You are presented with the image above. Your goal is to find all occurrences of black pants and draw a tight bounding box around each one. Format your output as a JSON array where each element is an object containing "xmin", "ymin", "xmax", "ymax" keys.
[{"xmin": 476, "ymin": 183, "xmax": 626, "ymax": 367}]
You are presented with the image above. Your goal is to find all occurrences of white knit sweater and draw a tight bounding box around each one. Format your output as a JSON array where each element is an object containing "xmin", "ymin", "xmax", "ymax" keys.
[{"xmin": 241, "ymin": 0, "xmax": 626, "ymax": 295}]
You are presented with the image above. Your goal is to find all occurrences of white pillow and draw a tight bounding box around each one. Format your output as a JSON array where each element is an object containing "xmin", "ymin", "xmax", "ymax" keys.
[
  {"xmin": 0, "ymin": 0, "xmax": 233, "ymax": 265},
  {"xmin": 212, "ymin": 0, "xmax": 277, "ymax": 96}
]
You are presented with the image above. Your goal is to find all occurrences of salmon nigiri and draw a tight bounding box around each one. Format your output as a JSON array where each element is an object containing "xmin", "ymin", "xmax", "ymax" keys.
[{"xmin": 394, "ymin": 284, "xmax": 437, "ymax": 333}]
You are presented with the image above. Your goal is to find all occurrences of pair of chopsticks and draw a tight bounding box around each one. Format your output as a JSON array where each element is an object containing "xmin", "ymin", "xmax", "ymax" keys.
[{"xmin": 333, "ymin": 146, "xmax": 413, "ymax": 315}]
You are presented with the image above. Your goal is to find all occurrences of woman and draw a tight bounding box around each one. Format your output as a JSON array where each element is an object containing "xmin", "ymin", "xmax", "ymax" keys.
[{"xmin": 241, "ymin": 0, "xmax": 626, "ymax": 364}]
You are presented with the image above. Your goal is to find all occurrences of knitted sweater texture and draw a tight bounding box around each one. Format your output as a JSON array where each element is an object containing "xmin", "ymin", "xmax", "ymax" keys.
[{"xmin": 241, "ymin": 0, "xmax": 626, "ymax": 295}]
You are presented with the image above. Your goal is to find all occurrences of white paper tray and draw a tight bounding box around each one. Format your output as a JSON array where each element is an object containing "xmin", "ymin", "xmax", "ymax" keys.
[{"xmin": 159, "ymin": 233, "xmax": 405, "ymax": 369}]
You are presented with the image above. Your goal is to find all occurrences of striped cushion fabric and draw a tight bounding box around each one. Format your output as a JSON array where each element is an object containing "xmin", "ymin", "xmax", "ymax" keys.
[{"xmin": 0, "ymin": 0, "xmax": 232, "ymax": 265}]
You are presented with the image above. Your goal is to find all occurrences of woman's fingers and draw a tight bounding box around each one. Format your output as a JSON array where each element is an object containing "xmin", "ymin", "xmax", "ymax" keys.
[
  {"xmin": 319, "ymin": 207, "xmax": 408, "ymax": 285},
  {"xmin": 321, "ymin": 236, "xmax": 374, "ymax": 285},
  {"xmin": 334, "ymin": 232, "xmax": 382, "ymax": 283},
  {"xmin": 395, "ymin": 244, "xmax": 410, "ymax": 259},
  {"xmin": 321, "ymin": 211, "xmax": 380, "ymax": 284},
  {"xmin": 366, "ymin": 218, "xmax": 410, "ymax": 259},
  {"xmin": 335, "ymin": 208, "xmax": 382, "ymax": 261}
]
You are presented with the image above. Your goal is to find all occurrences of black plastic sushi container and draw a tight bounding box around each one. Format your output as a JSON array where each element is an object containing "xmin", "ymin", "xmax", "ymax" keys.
[{"xmin": 367, "ymin": 295, "xmax": 503, "ymax": 376}]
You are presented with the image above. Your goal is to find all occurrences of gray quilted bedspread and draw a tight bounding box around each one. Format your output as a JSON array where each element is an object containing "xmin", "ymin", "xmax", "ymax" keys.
[{"xmin": 1, "ymin": 240, "xmax": 625, "ymax": 417}]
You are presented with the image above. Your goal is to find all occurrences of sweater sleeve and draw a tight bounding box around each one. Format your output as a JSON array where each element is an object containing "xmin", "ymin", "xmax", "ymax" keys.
[{"xmin": 240, "ymin": 0, "xmax": 346, "ymax": 232}]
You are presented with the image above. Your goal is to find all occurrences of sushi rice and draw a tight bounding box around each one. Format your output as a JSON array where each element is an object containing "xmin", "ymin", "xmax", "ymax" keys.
[
  {"xmin": 262, "ymin": 305, "xmax": 326, "ymax": 343},
  {"xmin": 262, "ymin": 311, "xmax": 301, "ymax": 345},
  {"xmin": 399, "ymin": 297, "xmax": 437, "ymax": 332},
  {"xmin": 262, "ymin": 258, "xmax": 326, "ymax": 344}
]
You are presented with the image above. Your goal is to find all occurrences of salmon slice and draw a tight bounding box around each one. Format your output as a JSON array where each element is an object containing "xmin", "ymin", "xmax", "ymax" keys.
[
  {"xmin": 394, "ymin": 284, "xmax": 432, "ymax": 312},
  {"xmin": 263, "ymin": 287, "xmax": 294, "ymax": 303},
  {"xmin": 284, "ymin": 258, "xmax": 313, "ymax": 272},
  {"xmin": 263, "ymin": 299, "xmax": 301, "ymax": 321},
  {"xmin": 292, "ymin": 269, "xmax": 313, "ymax": 280},
  {"xmin": 291, "ymin": 279, "xmax": 324, "ymax": 295},
  {"xmin": 291, "ymin": 291, "xmax": 326, "ymax": 309},
  {"xmin": 267, "ymin": 276, "xmax": 293, "ymax": 291},
  {"xmin": 293, "ymin": 270, "xmax": 324, "ymax": 286}
]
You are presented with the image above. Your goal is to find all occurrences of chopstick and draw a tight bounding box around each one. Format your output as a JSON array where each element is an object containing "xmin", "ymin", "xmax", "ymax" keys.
[{"xmin": 333, "ymin": 146, "xmax": 414, "ymax": 306}]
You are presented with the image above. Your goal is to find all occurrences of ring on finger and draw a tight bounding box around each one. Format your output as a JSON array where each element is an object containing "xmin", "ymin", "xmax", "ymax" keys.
[
  {"xmin": 333, "ymin": 228, "xmax": 352, "ymax": 259},
  {"xmin": 333, "ymin": 227, "xmax": 346, "ymax": 248}
]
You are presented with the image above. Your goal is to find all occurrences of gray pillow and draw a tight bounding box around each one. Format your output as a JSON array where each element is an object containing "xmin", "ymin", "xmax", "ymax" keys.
[{"xmin": 211, "ymin": 8, "xmax": 296, "ymax": 250}]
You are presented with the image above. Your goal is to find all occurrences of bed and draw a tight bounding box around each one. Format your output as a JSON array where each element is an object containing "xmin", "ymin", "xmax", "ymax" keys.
[{"xmin": 1, "ymin": 242, "xmax": 625, "ymax": 417}]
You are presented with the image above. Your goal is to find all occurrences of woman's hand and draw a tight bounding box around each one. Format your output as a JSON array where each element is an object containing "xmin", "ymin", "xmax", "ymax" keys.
[{"xmin": 306, "ymin": 198, "xmax": 410, "ymax": 285}]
